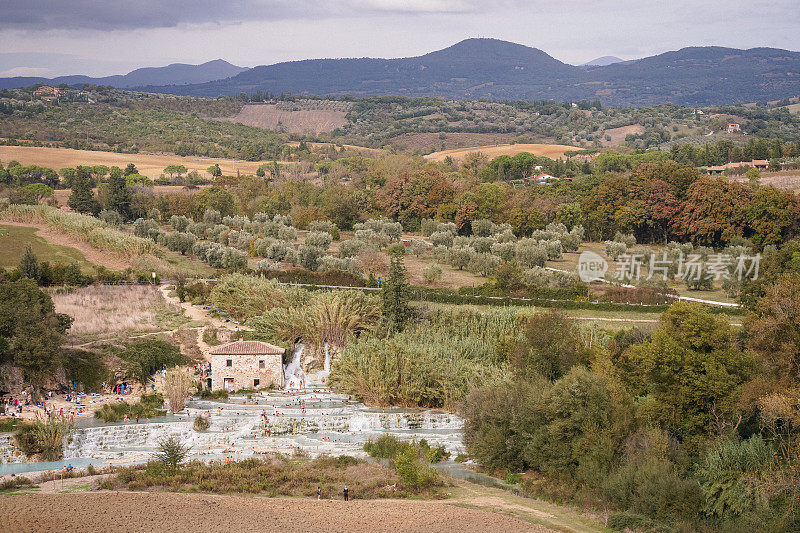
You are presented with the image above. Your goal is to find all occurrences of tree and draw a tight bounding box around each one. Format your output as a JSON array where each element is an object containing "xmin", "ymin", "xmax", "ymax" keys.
[
  {"xmin": 164, "ymin": 165, "xmax": 188, "ymax": 179},
  {"xmin": 382, "ymin": 256, "xmax": 411, "ymax": 333},
  {"xmin": 0, "ymin": 280, "xmax": 72, "ymax": 388},
  {"xmin": 162, "ymin": 369, "xmax": 194, "ymax": 413},
  {"xmin": 67, "ymin": 166, "xmax": 99, "ymax": 214},
  {"xmin": 154, "ymin": 436, "xmax": 189, "ymax": 473},
  {"xmin": 119, "ymin": 339, "xmax": 187, "ymax": 387},
  {"xmin": 105, "ymin": 166, "xmax": 131, "ymax": 219},
  {"xmin": 514, "ymin": 310, "xmax": 591, "ymax": 381},
  {"xmin": 123, "ymin": 163, "xmax": 138, "ymax": 176},
  {"xmin": 18, "ymin": 244, "xmax": 40, "ymax": 282},
  {"xmin": 22, "ymin": 183, "xmax": 54, "ymax": 202},
  {"xmin": 620, "ymin": 303, "xmax": 752, "ymax": 447},
  {"xmin": 207, "ymin": 164, "xmax": 222, "ymax": 178},
  {"xmin": 745, "ymin": 273, "xmax": 800, "ymax": 383}
]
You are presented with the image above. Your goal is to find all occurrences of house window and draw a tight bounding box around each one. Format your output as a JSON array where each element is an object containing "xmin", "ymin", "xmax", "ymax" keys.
[
  {"xmin": 226, "ymin": 359, "xmax": 232, "ymax": 367},
  {"xmin": 259, "ymin": 360, "xmax": 265, "ymax": 369},
  {"xmin": 254, "ymin": 379, "xmax": 260, "ymax": 387}
]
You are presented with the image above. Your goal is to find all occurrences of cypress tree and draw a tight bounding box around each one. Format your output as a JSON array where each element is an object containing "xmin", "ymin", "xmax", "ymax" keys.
[
  {"xmin": 67, "ymin": 166, "xmax": 99, "ymax": 214},
  {"xmin": 106, "ymin": 167, "xmax": 131, "ymax": 219},
  {"xmin": 19, "ymin": 244, "xmax": 40, "ymax": 282},
  {"xmin": 382, "ymin": 256, "xmax": 412, "ymax": 333}
]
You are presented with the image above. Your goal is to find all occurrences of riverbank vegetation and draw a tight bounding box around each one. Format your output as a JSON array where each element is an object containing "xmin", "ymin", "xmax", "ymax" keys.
[
  {"xmin": 106, "ymin": 454, "xmax": 445, "ymax": 498},
  {"xmin": 94, "ymin": 393, "xmax": 166, "ymax": 423},
  {"xmin": 461, "ymin": 299, "xmax": 800, "ymax": 531}
]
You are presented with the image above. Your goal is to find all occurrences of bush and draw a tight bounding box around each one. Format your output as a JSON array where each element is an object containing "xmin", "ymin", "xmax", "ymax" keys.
[
  {"xmin": 13, "ymin": 417, "xmax": 74, "ymax": 461},
  {"xmin": 197, "ymin": 389, "xmax": 229, "ymax": 400},
  {"xmin": 298, "ymin": 244, "xmax": 325, "ymax": 270},
  {"xmin": 305, "ymin": 230, "xmax": 333, "ymax": 250},
  {"xmin": 94, "ymin": 393, "xmax": 165, "ymax": 422},
  {"xmin": 193, "ymin": 416, "xmax": 210, "ymax": 431},
  {"xmin": 421, "ymin": 263, "xmax": 443, "ymax": 284},
  {"xmin": 394, "ymin": 447, "xmax": 441, "ymax": 491},
  {"xmin": 154, "ymin": 436, "xmax": 190, "ymax": 473},
  {"xmin": 120, "ymin": 339, "xmax": 187, "ymax": 386}
]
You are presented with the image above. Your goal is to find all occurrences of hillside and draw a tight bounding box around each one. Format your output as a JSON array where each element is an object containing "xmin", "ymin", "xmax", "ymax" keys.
[
  {"xmin": 0, "ymin": 59, "xmax": 246, "ymax": 90},
  {"xmin": 135, "ymin": 39, "xmax": 800, "ymax": 106}
]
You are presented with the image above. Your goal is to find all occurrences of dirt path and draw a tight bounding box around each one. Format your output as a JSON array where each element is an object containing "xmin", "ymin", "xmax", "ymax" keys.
[
  {"xmin": 0, "ymin": 221, "xmax": 130, "ymax": 270},
  {"xmin": 0, "ymin": 491, "xmax": 550, "ymax": 533},
  {"xmin": 448, "ymin": 481, "xmax": 606, "ymax": 533}
]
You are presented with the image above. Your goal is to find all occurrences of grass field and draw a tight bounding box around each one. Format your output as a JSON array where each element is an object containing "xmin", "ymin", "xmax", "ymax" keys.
[
  {"xmin": 0, "ymin": 146, "xmax": 266, "ymax": 179},
  {"xmin": 0, "ymin": 224, "xmax": 95, "ymax": 272},
  {"xmin": 424, "ymin": 143, "xmax": 578, "ymax": 162}
]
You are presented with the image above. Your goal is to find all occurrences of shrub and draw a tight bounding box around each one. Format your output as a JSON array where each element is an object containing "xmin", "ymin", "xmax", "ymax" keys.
[
  {"xmin": 13, "ymin": 416, "xmax": 74, "ymax": 461},
  {"xmin": 154, "ymin": 436, "xmax": 190, "ymax": 473},
  {"xmin": 394, "ymin": 447, "xmax": 441, "ymax": 492},
  {"xmin": 515, "ymin": 240, "xmax": 547, "ymax": 268},
  {"xmin": 120, "ymin": 339, "xmax": 187, "ymax": 387},
  {"xmin": 421, "ymin": 264, "xmax": 443, "ymax": 284},
  {"xmin": 193, "ymin": 416, "xmax": 210, "ymax": 432},
  {"xmin": 162, "ymin": 369, "xmax": 194, "ymax": 413},
  {"xmin": 305, "ymin": 231, "xmax": 332, "ymax": 250},
  {"xmin": 298, "ymin": 244, "xmax": 325, "ymax": 271}
]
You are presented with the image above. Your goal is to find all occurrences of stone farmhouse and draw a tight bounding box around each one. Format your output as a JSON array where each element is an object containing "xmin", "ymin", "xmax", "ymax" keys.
[{"xmin": 208, "ymin": 340, "xmax": 285, "ymax": 392}]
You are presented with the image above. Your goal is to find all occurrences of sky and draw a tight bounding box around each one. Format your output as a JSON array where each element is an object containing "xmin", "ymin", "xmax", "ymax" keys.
[{"xmin": 1, "ymin": 0, "xmax": 799, "ymax": 78}]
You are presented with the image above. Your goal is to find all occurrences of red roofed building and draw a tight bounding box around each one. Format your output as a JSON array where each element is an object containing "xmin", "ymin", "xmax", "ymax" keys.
[
  {"xmin": 707, "ymin": 159, "xmax": 770, "ymax": 174},
  {"xmin": 33, "ymin": 85, "xmax": 64, "ymax": 99},
  {"xmin": 208, "ymin": 340, "xmax": 285, "ymax": 391}
]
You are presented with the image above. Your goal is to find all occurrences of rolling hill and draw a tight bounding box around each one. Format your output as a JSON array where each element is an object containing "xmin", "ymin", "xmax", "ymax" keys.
[
  {"xmin": 137, "ymin": 39, "xmax": 800, "ymax": 106},
  {"xmin": 0, "ymin": 59, "xmax": 246, "ymax": 90},
  {"xmin": 3, "ymin": 39, "xmax": 800, "ymax": 106}
]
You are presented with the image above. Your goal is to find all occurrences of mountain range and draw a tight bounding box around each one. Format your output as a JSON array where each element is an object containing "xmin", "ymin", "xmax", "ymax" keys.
[
  {"xmin": 0, "ymin": 59, "xmax": 246, "ymax": 91},
  {"xmin": 3, "ymin": 39, "xmax": 800, "ymax": 106}
]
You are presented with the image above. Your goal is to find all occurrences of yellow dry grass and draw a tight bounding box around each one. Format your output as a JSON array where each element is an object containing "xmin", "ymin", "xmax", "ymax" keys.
[
  {"xmin": 0, "ymin": 146, "xmax": 265, "ymax": 179},
  {"xmin": 424, "ymin": 143, "xmax": 578, "ymax": 163},
  {"xmin": 51, "ymin": 285, "xmax": 172, "ymax": 336}
]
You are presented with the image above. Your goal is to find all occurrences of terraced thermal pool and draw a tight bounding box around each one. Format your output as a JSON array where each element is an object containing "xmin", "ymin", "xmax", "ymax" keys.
[{"xmin": 0, "ymin": 389, "xmax": 465, "ymax": 474}]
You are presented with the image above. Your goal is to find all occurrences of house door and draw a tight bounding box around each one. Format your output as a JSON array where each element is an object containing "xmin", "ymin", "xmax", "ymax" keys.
[{"xmin": 223, "ymin": 378, "xmax": 234, "ymax": 391}]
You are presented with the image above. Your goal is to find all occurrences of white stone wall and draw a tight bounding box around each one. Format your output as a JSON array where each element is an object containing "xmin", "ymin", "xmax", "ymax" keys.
[{"xmin": 210, "ymin": 352, "xmax": 283, "ymax": 391}]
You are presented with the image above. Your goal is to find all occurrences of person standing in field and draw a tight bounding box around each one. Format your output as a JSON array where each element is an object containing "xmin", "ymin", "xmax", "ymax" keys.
[
  {"xmin": 343, "ymin": 486, "xmax": 349, "ymax": 501},
  {"xmin": 317, "ymin": 486, "xmax": 321, "ymax": 500}
]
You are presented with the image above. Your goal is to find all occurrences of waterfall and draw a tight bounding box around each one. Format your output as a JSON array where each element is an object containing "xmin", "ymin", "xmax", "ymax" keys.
[
  {"xmin": 2, "ymin": 389, "xmax": 468, "ymax": 476},
  {"xmin": 284, "ymin": 343, "xmax": 306, "ymax": 389}
]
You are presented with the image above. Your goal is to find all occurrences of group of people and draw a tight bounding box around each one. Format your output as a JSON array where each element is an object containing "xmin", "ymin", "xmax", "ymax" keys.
[
  {"xmin": 0, "ymin": 395, "xmax": 26, "ymax": 416},
  {"xmin": 316, "ymin": 486, "xmax": 350, "ymax": 501}
]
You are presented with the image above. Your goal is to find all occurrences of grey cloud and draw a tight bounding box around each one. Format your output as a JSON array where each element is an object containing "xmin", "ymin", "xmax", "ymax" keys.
[{"xmin": 0, "ymin": 0, "xmax": 478, "ymax": 31}]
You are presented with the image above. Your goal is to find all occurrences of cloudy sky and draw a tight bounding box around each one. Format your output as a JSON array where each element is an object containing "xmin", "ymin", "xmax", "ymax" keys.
[{"xmin": 1, "ymin": 0, "xmax": 799, "ymax": 77}]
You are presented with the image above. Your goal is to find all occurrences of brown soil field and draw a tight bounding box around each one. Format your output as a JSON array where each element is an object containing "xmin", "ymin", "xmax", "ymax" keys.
[
  {"xmin": 223, "ymin": 103, "xmax": 348, "ymax": 135},
  {"xmin": 424, "ymin": 143, "xmax": 578, "ymax": 163},
  {"xmin": 390, "ymin": 132, "xmax": 518, "ymax": 152},
  {"xmin": 0, "ymin": 146, "xmax": 264, "ymax": 179},
  {"xmin": 730, "ymin": 170, "xmax": 800, "ymax": 191},
  {"xmin": 0, "ymin": 492, "xmax": 547, "ymax": 533},
  {"xmin": 599, "ymin": 124, "xmax": 645, "ymax": 146}
]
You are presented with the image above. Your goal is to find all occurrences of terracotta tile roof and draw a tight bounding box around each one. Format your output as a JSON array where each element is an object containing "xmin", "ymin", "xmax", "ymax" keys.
[{"xmin": 208, "ymin": 340, "xmax": 285, "ymax": 355}]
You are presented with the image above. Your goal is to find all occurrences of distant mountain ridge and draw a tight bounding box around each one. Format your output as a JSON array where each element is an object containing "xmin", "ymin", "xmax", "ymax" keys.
[
  {"xmin": 2, "ymin": 39, "xmax": 800, "ymax": 106},
  {"xmin": 0, "ymin": 59, "xmax": 246, "ymax": 91},
  {"xmin": 580, "ymin": 56, "xmax": 624, "ymax": 67}
]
